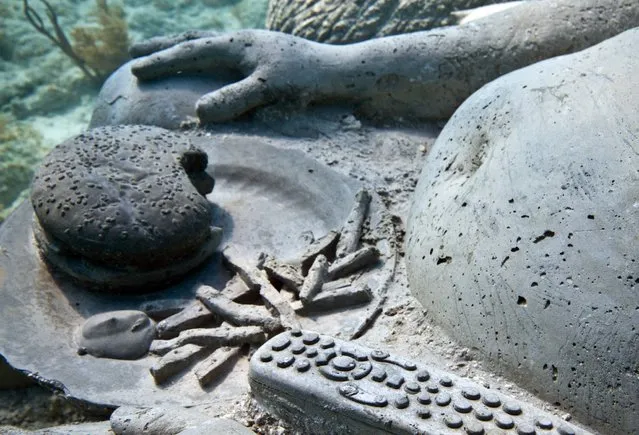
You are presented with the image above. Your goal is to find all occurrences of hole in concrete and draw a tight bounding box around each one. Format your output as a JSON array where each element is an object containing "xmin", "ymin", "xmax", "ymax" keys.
[
  {"xmin": 436, "ymin": 256, "xmax": 452, "ymax": 265},
  {"xmin": 544, "ymin": 300, "xmax": 550, "ymax": 309},
  {"xmin": 533, "ymin": 230, "xmax": 555, "ymax": 244},
  {"xmin": 517, "ymin": 296, "xmax": 527, "ymax": 306}
]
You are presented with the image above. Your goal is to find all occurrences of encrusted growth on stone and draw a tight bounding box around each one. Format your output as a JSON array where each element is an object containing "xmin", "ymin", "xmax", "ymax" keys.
[{"xmin": 30, "ymin": 125, "xmax": 217, "ymax": 289}]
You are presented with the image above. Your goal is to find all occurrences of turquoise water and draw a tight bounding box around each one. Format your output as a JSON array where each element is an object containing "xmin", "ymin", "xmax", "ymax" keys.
[{"xmin": 0, "ymin": 0, "xmax": 268, "ymax": 222}]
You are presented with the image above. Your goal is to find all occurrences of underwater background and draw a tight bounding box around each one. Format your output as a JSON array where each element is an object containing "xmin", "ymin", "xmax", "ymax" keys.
[{"xmin": 0, "ymin": 0, "xmax": 268, "ymax": 223}]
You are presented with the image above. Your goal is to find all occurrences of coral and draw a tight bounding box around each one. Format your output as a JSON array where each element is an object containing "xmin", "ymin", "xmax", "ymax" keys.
[
  {"xmin": 0, "ymin": 113, "xmax": 44, "ymax": 223},
  {"xmin": 71, "ymin": 0, "xmax": 130, "ymax": 78},
  {"xmin": 23, "ymin": 0, "xmax": 130, "ymax": 85}
]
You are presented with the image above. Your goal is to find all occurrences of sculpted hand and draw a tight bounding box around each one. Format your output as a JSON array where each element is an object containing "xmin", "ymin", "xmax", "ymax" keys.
[{"xmin": 131, "ymin": 30, "xmax": 345, "ymax": 123}]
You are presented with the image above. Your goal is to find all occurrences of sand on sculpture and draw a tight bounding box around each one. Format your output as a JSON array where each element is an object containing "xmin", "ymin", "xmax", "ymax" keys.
[
  {"xmin": 2, "ymin": 1, "xmax": 639, "ymax": 433},
  {"xmin": 405, "ymin": 28, "xmax": 639, "ymax": 433}
]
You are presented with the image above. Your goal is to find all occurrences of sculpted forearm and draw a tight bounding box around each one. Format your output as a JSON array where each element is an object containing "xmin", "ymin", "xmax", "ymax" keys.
[
  {"xmin": 131, "ymin": 0, "xmax": 639, "ymax": 123},
  {"xmin": 332, "ymin": 0, "xmax": 639, "ymax": 119}
]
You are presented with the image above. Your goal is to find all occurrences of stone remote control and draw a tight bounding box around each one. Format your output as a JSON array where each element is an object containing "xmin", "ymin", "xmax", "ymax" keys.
[{"xmin": 249, "ymin": 330, "xmax": 587, "ymax": 435}]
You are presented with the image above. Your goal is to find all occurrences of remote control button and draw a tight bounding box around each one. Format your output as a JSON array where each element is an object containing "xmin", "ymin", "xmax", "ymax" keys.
[
  {"xmin": 416, "ymin": 408, "xmax": 431, "ymax": 419},
  {"xmin": 495, "ymin": 413, "xmax": 515, "ymax": 429},
  {"xmin": 404, "ymin": 382, "xmax": 421, "ymax": 394},
  {"xmin": 315, "ymin": 349, "xmax": 337, "ymax": 366},
  {"xmin": 339, "ymin": 383, "xmax": 388, "ymax": 407},
  {"xmin": 260, "ymin": 352, "xmax": 273, "ymax": 362},
  {"xmin": 444, "ymin": 414, "xmax": 463, "ymax": 429},
  {"xmin": 453, "ymin": 398, "xmax": 473, "ymax": 413},
  {"xmin": 351, "ymin": 362, "xmax": 373, "ymax": 380},
  {"xmin": 503, "ymin": 401, "xmax": 522, "ymax": 415},
  {"xmin": 277, "ymin": 355, "xmax": 295, "ymax": 368},
  {"xmin": 417, "ymin": 393, "xmax": 431, "ymax": 405},
  {"xmin": 465, "ymin": 421, "xmax": 485, "ymax": 435},
  {"xmin": 291, "ymin": 343, "xmax": 306, "ymax": 354},
  {"xmin": 516, "ymin": 423, "xmax": 536, "ymax": 435},
  {"xmin": 535, "ymin": 417, "xmax": 553, "ymax": 430},
  {"xmin": 295, "ymin": 359, "xmax": 310, "ymax": 372},
  {"xmin": 319, "ymin": 366, "xmax": 349, "ymax": 381},
  {"xmin": 394, "ymin": 395, "xmax": 410, "ymax": 409},
  {"xmin": 386, "ymin": 374, "xmax": 405, "ymax": 389},
  {"xmin": 426, "ymin": 383, "xmax": 439, "ymax": 393},
  {"xmin": 371, "ymin": 367, "xmax": 387, "ymax": 382},
  {"xmin": 371, "ymin": 350, "xmax": 389, "ymax": 361},
  {"xmin": 341, "ymin": 346, "xmax": 369, "ymax": 361},
  {"xmin": 439, "ymin": 376, "xmax": 453, "ymax": 387},
  {"xmin": 370, "ymin": 352, "xmax": 417, "ymax": 371},
  {"xmin": 271, "ymin": 336, "xmax": 291, "ymax": 351},
  {"xmin": 306, "ymin": 348, "xmax": 318, "ymax": 358},
  {"xmin": 416, "ymin": 369, "xmax": 430, "ymax": 382},
  {"xmin": 462, "ymin": 387, "xmax": 481, "ymax": 400},
  {"xmin": 332, "ymin": 356, "xmax": 356, "ymax": 371},
  {"xmin": 557, "ymin": 424, "xmax": 576, "ymax": 435},
  {"xmin": 290, "ymin": 328, "xmax": 302, "ymax": 337},
  {"xmin": 435, "ymin": 392, "xmax": 451, "ymax": 406},
  {"xmin": 482, "ymin": 392, "xmax": 501, "ymax": 408},
  {"xmin": 319, "ymin": 337, "xmax": 335, "ymax": 349},
  {"xmin": 302, "ymin": 332, "xmax": 319, "ymax": 345},
  {"xmin": 475, "ymin": 406, "xmax": 493, "ymax": 421}
]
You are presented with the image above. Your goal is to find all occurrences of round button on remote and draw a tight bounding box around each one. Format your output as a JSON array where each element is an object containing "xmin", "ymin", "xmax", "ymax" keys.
[
  {"xmin": 277, "ymin": 355, "xmax": 295, "ymax": 368},
  {"xmin": 295, "ymin": 359, "xmax": 310, "ymax": 372},
  {"xmin": 503, "ymin": 401, "xmax": 522, "ymax": 415},
  {"xmin": 465, "ymin": 421, "xmax": 485, "ymax": 435},
  {"xmin": 482, "ymin": 393, "xmax": 501, "ymax": 408},
  {"xmin": 475, "ymin": 406, "xmax": 493, "ymax": 421},
  {"xmin": 444, "ymin": 414, "xmax": 463, "ymax": 429},
  {"xmin": 535, "ymin": 417, "xmax": 553, "ymax": 430},
  {"xmin": 302, "ymin": 332, "xmax": 319, "ymax": 345},
  {"xmin": 271, "ymin": 336, "xmax": 291, "ymax": 351},
  {"xmin": 394, "ymin": 395, "xmax": 410, "ymax": 409},
  {"xmin": 516, "ymin": 423, "xmax": 536, "ymax": 435},
  {"xmin": 332, "ymin": 356, "xmax": 356, "ymax": 371},
  {"xmin": 495, "ymin": 413, "xmax": 515, "ymax": 429},
  {"xmin": 462, "ymin": 387, "xmax": 481, "ymax": 400}
]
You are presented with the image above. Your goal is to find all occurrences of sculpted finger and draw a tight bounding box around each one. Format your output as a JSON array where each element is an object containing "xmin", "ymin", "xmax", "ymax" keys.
[
  {"xmin": 132, "ymin": 36, "xmax": 248, "ymax": 80},
  {"xmin": 129, "ymin": 31, "xmax": 221, "ymax": 58},
  {"xmin": 196, "ymin": 75, "xmax": 271, "ymax": 123}
]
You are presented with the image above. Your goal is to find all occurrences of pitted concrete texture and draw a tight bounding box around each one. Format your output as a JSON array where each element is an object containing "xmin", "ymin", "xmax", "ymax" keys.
[
  {"xmin": 406, "ymin": 29, "xmax": 639, "ymax": 434},
  {"xmin": 266, "ymin": 0, "xmax": 503, "ymax": 44},
  {"xmin": 90, "ymin": 60, "xmax": 232, "ymax": 130},
  {"xmin": 31, "ymin": 125, "xmax": 214, "ymax": 273}
]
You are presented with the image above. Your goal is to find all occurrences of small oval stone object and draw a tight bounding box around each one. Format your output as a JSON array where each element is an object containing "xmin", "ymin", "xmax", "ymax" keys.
[{"xmin": 77, "ymin": 310, "xmax": 156, "ymax": 360}]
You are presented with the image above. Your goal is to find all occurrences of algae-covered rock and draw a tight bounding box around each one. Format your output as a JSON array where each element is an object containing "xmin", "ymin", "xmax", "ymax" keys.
[{"xmin": 266, "ymin": 0, "xmax": 503, "ymax": 44}]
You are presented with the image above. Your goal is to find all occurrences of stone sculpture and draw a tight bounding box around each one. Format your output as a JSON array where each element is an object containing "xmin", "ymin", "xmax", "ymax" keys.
[
  {"xmin": 124, "ymin": 0, "xmax": 639, "ymax": 126},
  {"xmin": 405, "ymin": 29, "xmax": 639, "ymax": 433},
  {"xmin": 93, "ymin": 0, "xmax": 635, "ymax": 432},
  {"xmin": 30, "ymin": 125, "xmax": 220, "ymax": 291}
]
